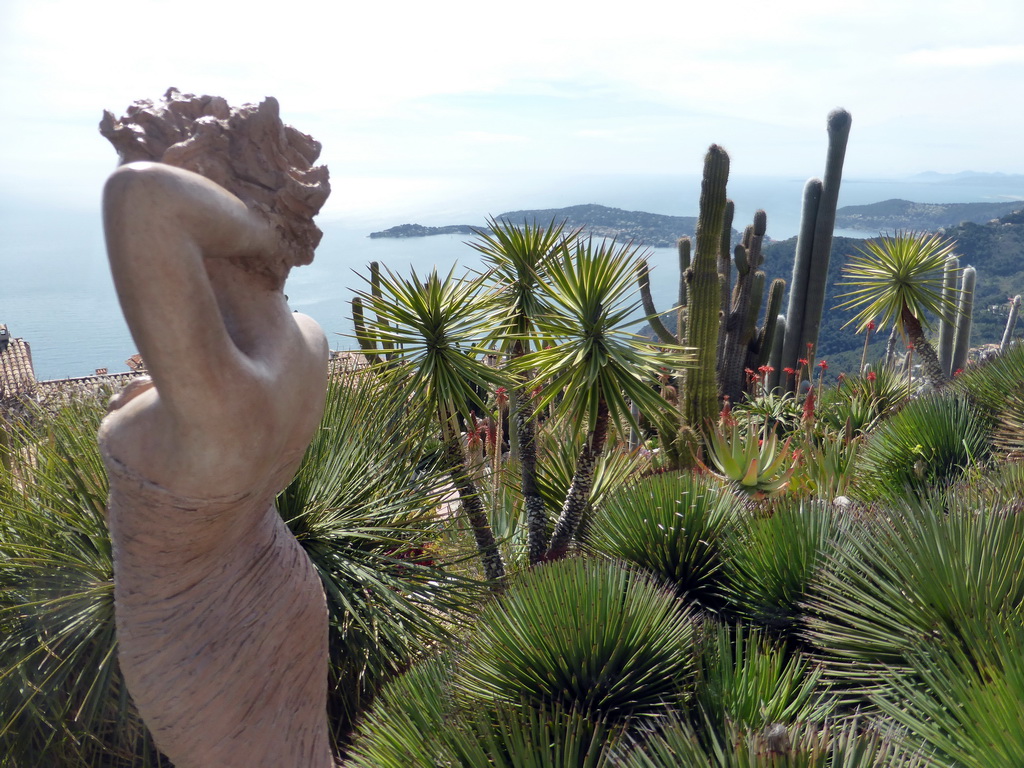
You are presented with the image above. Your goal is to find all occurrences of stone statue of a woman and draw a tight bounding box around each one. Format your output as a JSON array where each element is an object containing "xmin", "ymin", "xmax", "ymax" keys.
[{"xmin": 97, "ymin": 89, "xmax": 335, "ymax": 767}]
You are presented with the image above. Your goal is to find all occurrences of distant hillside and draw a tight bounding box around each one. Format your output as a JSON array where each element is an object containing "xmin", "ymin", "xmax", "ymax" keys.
[
  {"xmin": 369, "ymin": 223, "xmax": 477, "ymax": 238},
  {"xmin": 835, "ymin": 198, "xmax": 1023, "ymax": 233},
  {"xmin": 369, "ymin": 204, "xmax": 703, "ymax": 248},
  {"xmin": 767, "ymin": 209, "xmax": 1024, "ymax": 375}
]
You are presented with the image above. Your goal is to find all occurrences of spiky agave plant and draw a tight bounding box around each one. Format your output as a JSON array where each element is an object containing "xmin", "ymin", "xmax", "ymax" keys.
[
  {"xmin": 953, "ymin": 341, "xmax": 1024, "ymax": 456},
  {"xmin": 588, "ymin": 472, "xmax": 744, "ymax": 609},
  {"xmin": 706, "ymin": 421, "xmax": 796, "ymax": 499},
  {"xmin": 875, "ymin": 614, "xmax": 1024, "ymax": 768},
  {"xmin": 853, "ymin": 391, "xmax": 990, "ymax": 503},
  {"xmin": 721, "ymin": 499, "xmax": 840, "ymax": 634},
  {"xmin": 347, "ymin": 655, "xmax": 628, "ymax": 768},
  {"xmin": 456, "ymin": 558, "xmax": 697, "ymax": 723},
  {"xmin": 620, "ymin": 715, "xmax": 927, "ymax": 767},
  {"xmin": 806, "ymin": 493, "xmax": 1024, "ymax": 697},
  {"xmin": 692, "ymin": 621, "xmax": 837, "ymax": 745}
]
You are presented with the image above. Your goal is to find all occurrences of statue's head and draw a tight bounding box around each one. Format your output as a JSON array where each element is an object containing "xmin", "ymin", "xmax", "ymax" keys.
[{"xmin": 100, "ymin": 88, "xmax": 331, "ymax": 278}]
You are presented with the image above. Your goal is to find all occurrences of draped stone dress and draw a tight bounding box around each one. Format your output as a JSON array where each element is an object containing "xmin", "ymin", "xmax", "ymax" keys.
[{"xmin": 100, "ymin": 391, "xmax": 333, "ymax": 768}]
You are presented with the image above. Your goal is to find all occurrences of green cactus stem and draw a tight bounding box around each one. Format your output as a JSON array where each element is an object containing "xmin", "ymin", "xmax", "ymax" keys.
[
  {"xmin": 1001, "ymin": 295, "xmax": 1021, "ymax": 352},
  {"xmin": 677, "ymin": 236, "xmax": 691, "ymax": 341},
  {"xmin": 717, "ymin": 200, "xmax": 736, "ymax": 362},
  {"xmin": 951, "ymin": 265, "xmax": 976, "ymax": 375},
  {"xmin": 351, "ymin": 296, "xmax": 378, "ymax": 358},
  {"xmin": 756, "ymin": 278, "xmax": 786, "ymax": 371},
  {"xmin": 767, "ymin": 313, "xmax": 786, "ymax": 390},
  {"xmin": 781, "ymin": 109, "xmax": 852, "ymax": 384},
  {"xmin": 781, "ymin": 178, "xmax": 823, "ymax": 383},
  {"xmin": 798, "ymin": 109, "xmax": 852, "ymax": 362},
  {"xmin": 938, "ymin": 255, "xmax": 960, "ymax": 376},
  {"xmin": 682, "ymin": 145, "xmax": 730, "ymax": 436},
  {"xmin": 638, "ymin": 261, "xmax": 680, "ymax": 346}
]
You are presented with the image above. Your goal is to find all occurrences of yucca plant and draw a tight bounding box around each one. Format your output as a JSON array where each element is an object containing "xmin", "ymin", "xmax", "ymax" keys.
[
  {"xmin": 456, "ymin": 558, "xmax": 697, "ymax": 722},
  {"xmin": 853, "ymin": 391, "xmax": 990, "ymax": 503},
  {"xmin": 952, "ymin": 340, "xmax": 1024, "ymax": 455},
  {"xmin": 693, "ymin": 621, "xmax": 837, "ymax": 744},
  {"xmin": 514, "ymin": 238, "xmax": 692, "ymax": 560},
  {"xmin": 277, "ymin": 371, "xmax": 483, "ymax": 745},
  {"xmin": 588, "ymin": 472, "xmax": 743, "ymax": 608},
  {"xmin": 0, "ymin": 393, "xmax": 168, "ymax": 767},
  {"xmin": 348, "ymin": 654, "xmax": 627, "ymax": 768},
  {"xmin": 806, "ymin": 495, "xmax": 1024, "ymax": 696},
  {"xmin": 471, "ymin": 217, "xmax": 579, "ymax": 566},
  {"xmin": 722, "ymin": 500, "xmax": 840, "ymax": 634},
  {"xmin": 836, "ymin": 231, "xmax": 959, "ymax": 389},
  {"xmin": 622, "ymin": 715, "xmax": 926, "ymax": 767},
  {"xmin": 533, "ymin": 422, "xmax": 650, "ymax": 553},
  {"xmin": 874, "ymin": 614, "xmax": 1024, "ymax": 768},
  {"xmin": 354, "ymin": 265, "xmax": 509, "ymax": 580}
]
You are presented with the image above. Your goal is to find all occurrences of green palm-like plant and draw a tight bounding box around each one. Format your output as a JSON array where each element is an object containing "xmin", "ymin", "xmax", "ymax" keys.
[
  {"xmin": 533, "ymin": 421, "xmax": 649, "ymax": 551},
  {"xmin": 722, "ymin": 500, "xmax": 839, "ymax": 634},
  {"xmin": 515, "ymin": 238, "xmax": 693, "ymax": 560},
  {"xmin": 355, "ymin": 265, "xmax": 508, "ymax": 581},
  {"xmin": 277, "ymin": 371, "xmax": 483, "ymax": 745},
  {"xmin": 853, "ymin": 392, "xmax": 990, "ymax": 503},
  {"xmin": 588, "ymin": 472, "xmax": 743, "ymax": 608},
  {"xmin": 456, "ymin": 558, "xmax": 697, "ymax": 722},
  {"xmin": 836, "ymin": 232, "xmax": 959, "ymax": 388},
  {"xmin": 0, "ymin": 393, "xmax": 168, "ymax": 767},
  {"xmin": 471, "ymin": 217, "xmax": 579, "ymax": 566}
]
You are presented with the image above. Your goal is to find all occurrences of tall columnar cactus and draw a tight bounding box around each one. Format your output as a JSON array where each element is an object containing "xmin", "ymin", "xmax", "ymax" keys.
[
  {"xmin": 937, "ymin": 255, "xmax": 960, "ymax": 376},
  {"xmin": 717, "ymin": 200, "xmax": 736, "ymax": 362},
  {"xmin": 351, "ymin": 261, "xmax": 397, "ymax": 364},
  {"xmin": 781, "ymin": 179, "xmax": 823, "ymax": 381},
  {"xmin": 1001, "ymin": 295, "xmax": 1021, "ymax": 352},
  {"xmin": 756, "ymin": 279, "xmax": 786, "ymax": 370},
  {"xmin": 719, "ymin": 210, "xmax": 770, "ymax": 403},
  {"xmin": 781, "ymin": 108, "xmax": 852, "ymax": 384},
  {"xmin": 950, "ymin": 265, "xmax": 976, "ymax": 375},
  {"xmin": 682, "ymin": 145, "xmax": 731, "ymax": 435}
]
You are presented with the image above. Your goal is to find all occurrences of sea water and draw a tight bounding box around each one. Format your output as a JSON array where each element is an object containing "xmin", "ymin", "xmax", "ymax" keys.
[{"xmin": 3, "ymin": 172, "xmax": 1022, "ymax": 381}]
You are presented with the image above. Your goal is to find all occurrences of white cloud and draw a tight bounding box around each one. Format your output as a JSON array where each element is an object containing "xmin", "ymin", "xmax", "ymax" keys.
[{"xmin": 902, "ymin": 45, "xmax": 1024, "ymax": 68}]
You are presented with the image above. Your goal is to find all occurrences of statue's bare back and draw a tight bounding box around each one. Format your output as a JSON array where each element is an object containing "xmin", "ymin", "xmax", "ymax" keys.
[{"xmin": 97, "ymin": 89, "xmax": 335, "ymax": 768}]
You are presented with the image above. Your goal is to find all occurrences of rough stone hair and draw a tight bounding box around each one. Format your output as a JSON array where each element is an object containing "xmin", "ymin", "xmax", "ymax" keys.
[{"xmin": 99, "ymin": 88, "xmax": 331, "ymax": 270}]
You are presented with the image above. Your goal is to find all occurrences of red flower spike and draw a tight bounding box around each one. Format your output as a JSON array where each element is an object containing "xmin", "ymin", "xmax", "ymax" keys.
[
  {"xmin": 818, "ymin": 360, "xmax": 828, "ymax": 370},
  {"xmin": 867, "ymin": 371, "xmax": 877, "ymax": 381}
]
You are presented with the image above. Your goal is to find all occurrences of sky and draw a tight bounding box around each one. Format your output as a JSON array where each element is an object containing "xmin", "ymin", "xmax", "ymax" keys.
[{"xmin": 2, "ymin": 0, "xmax": 1024, "ymax": 221}]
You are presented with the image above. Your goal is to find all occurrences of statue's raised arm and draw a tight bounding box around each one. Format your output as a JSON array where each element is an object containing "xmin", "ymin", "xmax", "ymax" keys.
[{"xmin": 97, "ymin": 89, "xmax": 335, "ymax": 768}]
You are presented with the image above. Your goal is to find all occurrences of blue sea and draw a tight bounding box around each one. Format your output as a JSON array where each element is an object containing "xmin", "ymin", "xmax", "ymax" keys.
[{"xmin": 3, "ymin": 172, "xmax": 1023, "ymax": 382}]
